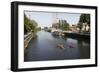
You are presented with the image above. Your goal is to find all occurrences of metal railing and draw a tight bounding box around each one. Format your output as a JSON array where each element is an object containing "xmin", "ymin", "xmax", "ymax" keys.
[{"xmin": 24, "ymin": 31, "xmax": 33, "ymax": 49}]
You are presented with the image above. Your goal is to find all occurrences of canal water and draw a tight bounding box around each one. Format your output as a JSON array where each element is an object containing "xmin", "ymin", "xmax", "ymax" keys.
[{"xmin": 24, "ymin": 30, "xmax": 90, "ymax": 62}]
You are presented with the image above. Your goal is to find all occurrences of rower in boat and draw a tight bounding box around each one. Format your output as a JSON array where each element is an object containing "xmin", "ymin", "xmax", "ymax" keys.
[{"xmin": 57, "ymin": 44, "xmax": 65, "ymax": 49}]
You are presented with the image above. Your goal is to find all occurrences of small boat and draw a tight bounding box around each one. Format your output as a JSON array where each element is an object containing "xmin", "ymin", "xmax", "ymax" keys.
[
  {"xmin": 57, "ymin": 44, "xmax": 65, "ymax": 49},
  {"xmin": 52, "ymin": 31, "xmax": 60, "ymax": 36},
  {"xmin": 69, "ymin": 45, "xmax": 74, "ymax": 48}
]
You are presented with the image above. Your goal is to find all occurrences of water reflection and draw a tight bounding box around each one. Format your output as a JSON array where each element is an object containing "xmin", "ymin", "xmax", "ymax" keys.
[{"xmin": 24, "ymin": 30, "xmax": 90, "ymax": 62}]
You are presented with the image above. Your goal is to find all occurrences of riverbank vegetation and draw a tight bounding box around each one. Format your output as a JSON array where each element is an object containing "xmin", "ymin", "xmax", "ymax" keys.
[{"xmin": 24, "ymin": 14, "xmax": 38, "ymax": 35}]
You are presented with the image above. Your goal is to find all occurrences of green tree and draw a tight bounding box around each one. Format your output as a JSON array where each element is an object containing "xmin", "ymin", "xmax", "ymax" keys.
[
  {"xmin": 24, "ymin": 14, "xmax": 38, "ymax": 34},
  {"xmin": 63, "ymin": 23, "xmax": 70, "ymax": 31},
  {"xmin": 63, "ymin": 20, "xmax": 70, "ymax": 31},
  {"xmin": 79, "ymin": 14, "xmax": 90, "ymax": 24},
  {"xmin": 77, "ymin": 14, "xmax": 90, "ymax": 31}
]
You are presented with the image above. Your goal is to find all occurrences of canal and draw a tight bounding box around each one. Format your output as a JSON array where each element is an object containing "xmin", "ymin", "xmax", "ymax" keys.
[{"xmin": 24, "ymin": 30, "xmax": 90, "ymax": 62}]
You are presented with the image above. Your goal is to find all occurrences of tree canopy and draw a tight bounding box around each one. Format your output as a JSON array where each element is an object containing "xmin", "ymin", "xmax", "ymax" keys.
[
  {"xmin": 24, "ymin": 14, "xmax": 38, "ymax": 34},
  {"xmin": 63, "ymin": 20, "xmax": 70, "ymax": 31},
  {"xmin": 77, "ymin": 14, "xmax": 90, "ymax": 30},
  {"xmin": 79, "ymin": 14, "xmax": 90, "ymax": 24}
]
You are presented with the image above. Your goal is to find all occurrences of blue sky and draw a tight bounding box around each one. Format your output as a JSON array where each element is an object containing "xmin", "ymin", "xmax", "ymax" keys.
[{"xmin": 25, "ymin": 11, "xmax": 81, "ymax": 28}]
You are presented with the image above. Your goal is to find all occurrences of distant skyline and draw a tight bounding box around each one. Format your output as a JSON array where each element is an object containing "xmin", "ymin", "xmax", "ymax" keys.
[{"xmin": 24, "ymin": 11, "xmax": 81, "ymax": 28}]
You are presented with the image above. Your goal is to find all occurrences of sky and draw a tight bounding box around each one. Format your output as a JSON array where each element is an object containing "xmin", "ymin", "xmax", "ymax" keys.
[{"xmin": 24, "ymin": 11, "xmax": 81, "ymax": 28}]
